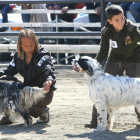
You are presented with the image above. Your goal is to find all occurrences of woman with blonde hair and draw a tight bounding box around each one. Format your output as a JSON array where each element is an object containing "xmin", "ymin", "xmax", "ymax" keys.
[{"xmin": 0, "ymin": 29, "xmax": 56, "ymax": 125}]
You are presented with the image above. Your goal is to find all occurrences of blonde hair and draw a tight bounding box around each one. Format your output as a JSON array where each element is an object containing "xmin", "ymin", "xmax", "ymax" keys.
[{"xmin": 17, "ymin": 29, "xmax": 39, "ymax": 59}]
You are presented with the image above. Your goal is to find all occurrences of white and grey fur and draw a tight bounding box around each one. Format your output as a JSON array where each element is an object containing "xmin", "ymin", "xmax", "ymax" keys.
[
  {"xmin": 72, "ymin": 56, "xmax": 140, "ymax": 132},
  {"xmin": 0, "ymin": 80, "xmax": 47, "ymax": 127}
]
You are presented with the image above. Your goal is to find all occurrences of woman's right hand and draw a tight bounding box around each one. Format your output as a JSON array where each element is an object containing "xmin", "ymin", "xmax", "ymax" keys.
[{"xmin": 43, "ymin": 80, "xmax": 52, "ymax": 91}]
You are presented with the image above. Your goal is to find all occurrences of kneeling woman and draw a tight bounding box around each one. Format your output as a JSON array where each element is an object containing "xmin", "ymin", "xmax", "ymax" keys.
[{"xmin": 0, "ymin": 29, "xmax": 56, "ymax": 124}]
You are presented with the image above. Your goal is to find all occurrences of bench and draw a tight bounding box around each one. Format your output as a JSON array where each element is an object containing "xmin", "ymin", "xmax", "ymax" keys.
[{"xmin": 0, "ymin": 44, "xmax": 100, "ymax": 53}]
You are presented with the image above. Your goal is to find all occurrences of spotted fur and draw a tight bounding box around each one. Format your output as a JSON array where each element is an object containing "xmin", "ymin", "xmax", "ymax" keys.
[
  {"xmin": 72, "ymin": 56, "xmax": 140, "ymax": 131},
  {"xmin": 0, "ymin": 80, "xmax": 47, "ymax": 127}
]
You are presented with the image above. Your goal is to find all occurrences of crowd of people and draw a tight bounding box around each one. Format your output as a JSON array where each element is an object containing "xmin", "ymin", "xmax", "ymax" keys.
[
  {"xmin": 0, "ymin": 2, "xmax": 140, "ymax": 64},
  {"xmin": 0, "ymin": 2, "xmax": 140, "ymax": 32},
  {"xmin": 0, "ymin": 2, "xmax": 139, "ymax": 63},
  {"xmin": 0, "ymin": 2, "xmax": 140, "ymax": 130}
]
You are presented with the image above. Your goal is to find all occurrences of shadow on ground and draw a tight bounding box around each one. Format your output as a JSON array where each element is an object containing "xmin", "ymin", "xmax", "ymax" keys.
[{"xmin": 65, "ymin": 127, "xmax": 140, "ymax": 140}]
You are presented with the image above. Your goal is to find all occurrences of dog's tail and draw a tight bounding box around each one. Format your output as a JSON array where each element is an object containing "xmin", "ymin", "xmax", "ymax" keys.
[{"xmin": 21, "ymin": 86, "xmax": 48, "ymax": 108}]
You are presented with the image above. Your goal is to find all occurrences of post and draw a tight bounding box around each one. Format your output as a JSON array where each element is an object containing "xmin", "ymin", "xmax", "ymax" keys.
[
  {"xmin": 55, "ymin": 14, "xmax": 60, "ymax": 64},
  {"xmin": 100, "ymin": 0, "xmax": 106, "ymax": 28}
]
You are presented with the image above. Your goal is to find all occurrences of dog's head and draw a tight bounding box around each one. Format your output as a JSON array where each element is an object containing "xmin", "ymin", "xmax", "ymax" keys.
[
  {"xmin": 72, "ymin": 56, "xmax": 95, "ymax": 76},
  {"xmin": 72, "ymin": 56, "xmax": 102, "ymax": 76}
]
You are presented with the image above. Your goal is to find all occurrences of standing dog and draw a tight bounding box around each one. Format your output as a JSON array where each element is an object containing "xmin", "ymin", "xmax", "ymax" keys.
[
  {"xmin": 72, "ymin": 56, "xmax": 140, "ymax": 131},
  {"xmin": 0, "ymin": 80, "xmax": 47, "ymax": 127}
]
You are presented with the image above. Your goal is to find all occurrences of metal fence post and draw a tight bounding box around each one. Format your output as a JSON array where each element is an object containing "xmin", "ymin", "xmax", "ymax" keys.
[
  {"xmin": 100, "ymin": 0, "xmax": 107, "ymax": 28},
  {"xmin": 55, "ymin": 14, "xmax": 60, "ymax": 64}
]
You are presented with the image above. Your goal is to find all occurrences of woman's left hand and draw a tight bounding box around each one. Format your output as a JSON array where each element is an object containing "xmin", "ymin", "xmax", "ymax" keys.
[{"xmin": 43, "ymin": 80, "xmax": 52, "ymax": 91}]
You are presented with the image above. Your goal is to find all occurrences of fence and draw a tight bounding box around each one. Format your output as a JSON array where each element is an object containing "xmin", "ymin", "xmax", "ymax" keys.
[{"xmin": 0, "ymin": 0, "xmax": 139, "ymax": 64}]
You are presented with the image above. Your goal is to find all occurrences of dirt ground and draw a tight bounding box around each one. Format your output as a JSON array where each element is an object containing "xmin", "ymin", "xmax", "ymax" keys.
[{"xmin": 0, "ymin": 66, "xmax": 140, "ymax": 140}]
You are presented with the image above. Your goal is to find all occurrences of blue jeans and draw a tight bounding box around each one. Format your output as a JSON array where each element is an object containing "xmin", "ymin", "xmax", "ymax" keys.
[
  {"xmin": 21, "ymin": 14, "xmax": 30, "ymax": 22},
  {"xmin": 119, "ymin": 2, "xmax": 132, "ymax": 18},
  {"xmin": 129, "ymin": 2, "xmax": 140, "ymax": 22},
  {"xmin": 0, "ymin": 4, "xmax": 11, "ymax": 23}
]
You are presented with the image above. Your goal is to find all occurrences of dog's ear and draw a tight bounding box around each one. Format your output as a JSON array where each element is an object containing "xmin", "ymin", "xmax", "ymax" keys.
[{"xmin": 84, "ymin": 61, "xmax": 94, "ymax": 76}]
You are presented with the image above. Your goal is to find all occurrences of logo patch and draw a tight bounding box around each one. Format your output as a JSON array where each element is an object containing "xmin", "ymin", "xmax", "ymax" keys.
[
  {"xmin": 109, "ymin": 39, "xmax": 118, "ymax": 48},
  {"xmin": 124, "ymin": 36, "xmax": 132, "ymax": 45},
  {"xmin": 9, "ymin": 59, "xmax": 15, "ymax": 67},
  {"xmin": 38, "ymin": 56, "xmax": 47, "ymax": 66}
]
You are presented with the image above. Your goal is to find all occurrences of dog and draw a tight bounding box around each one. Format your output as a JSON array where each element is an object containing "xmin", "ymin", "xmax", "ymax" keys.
[
  {"xmin": 72, "ymin": 56, "xmax": 140, "ymax": 132},
  {"xmin": 0, "ymin": 80, "xmax": 47, "ymax": 127}
]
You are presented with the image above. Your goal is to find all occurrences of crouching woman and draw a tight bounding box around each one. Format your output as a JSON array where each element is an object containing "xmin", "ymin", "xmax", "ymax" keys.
[{"xmin": 0, "ymin": 29, "xmax": 56, "ymax": 124}]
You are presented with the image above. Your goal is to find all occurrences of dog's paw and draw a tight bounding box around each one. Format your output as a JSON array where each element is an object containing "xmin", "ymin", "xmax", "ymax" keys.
[
  {"xmin": 90, "ymin": 128, "xmax": 100, "ymax": 132},
  {"xmin": 22, "ymin": 117, "xmax": 33, "ymax": 128},
  {"xmin": 23, "ymin": 123, "xmax": 29, "ymax": 128},
  {"xmin": 22, "ymin": 121, "xmax": 32, "ymax": 128},
  {"xmin": 90, "ymin": 128, "xmax": 107, "ymax": 132},
  {"xmin": 107, "ymin": 127, "xmax": 113, "ymax": 131}
]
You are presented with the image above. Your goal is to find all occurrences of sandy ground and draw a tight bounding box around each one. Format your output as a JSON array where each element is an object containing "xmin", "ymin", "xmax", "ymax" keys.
[{"xmin": 0, "ymin": 66, "xmax": 140, "ymax": 140}]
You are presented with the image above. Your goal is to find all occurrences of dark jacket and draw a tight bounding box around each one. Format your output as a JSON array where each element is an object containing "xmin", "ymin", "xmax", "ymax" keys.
[
  {"xmin": 85, "ymin": 2, "xmax": 100, "ymax": 10},
  {"xmin": 0, "ymin": 47, "xmax": 56, "ymax": 90},
  {"xmin": 95, "ymin": 19, "xmax": 140, "ymax": 63}
]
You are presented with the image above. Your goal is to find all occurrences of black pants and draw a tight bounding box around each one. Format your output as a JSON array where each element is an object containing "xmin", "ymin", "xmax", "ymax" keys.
[
  {"xmin": 105, "ymin": 61, "xmax": 140, "ymax": 77},
  {"xmin": 91, "ymin": 62, "xmax": 140, "ymax": 127}
]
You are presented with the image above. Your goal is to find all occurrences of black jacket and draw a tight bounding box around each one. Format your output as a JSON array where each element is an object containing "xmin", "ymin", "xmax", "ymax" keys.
[
  {"xmin": 95, "ymin": 19, "xmax": 140, "ymax": 63},
  {"xmin": 0, "ymin": 47, "xmax": 56, "ymax": 90}
]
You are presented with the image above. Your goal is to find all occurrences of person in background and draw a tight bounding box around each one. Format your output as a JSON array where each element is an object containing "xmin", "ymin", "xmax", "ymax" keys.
[
  {"xmin": 107, "ymin": 2, "xmax": 132, "ymax": 18},
  {"xmin": 0, "ymin": 29, "xmax": 56, "ymax": 125},
  {"xmin": 85, "ymin": 3, "xmax": 101, "ymax": 32},
  {"xmin": 80, "ymin": 3, "xmax": 101, "ymax": 59},
  {"xmin": 0, "ymin": 4, "xmax": 15, "ymax": 32},
  {"xmin": 16, "ymin": 4, "xmax": 31, "ymax": 22},
  {"xmin": 129, "ymin": 2, "xmax": 140, "ymax": 23},
  {"xmin": 85, "ymin": 4, "xmax": 140, "ymax": 129},
  {"xmin": 47, "ymin": 3, "xmax": 75, "ymax": 64},
  {"xmin": 17, "ymin": 4, "xmax": 49, "ymax": 44},
  {"xmin": 119, "ymin": 2, "xmax": 132, "ymax": 18}
]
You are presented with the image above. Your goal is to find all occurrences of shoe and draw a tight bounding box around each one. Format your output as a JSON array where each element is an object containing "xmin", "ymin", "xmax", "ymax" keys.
[
  {"xmin": 84, "ymin": 123, "xmax": 92, "ymax": 128},
  {"xmin": 84, "ymin": 123, "xmax": 97, "ymax": 129},
  {"xmin": 0, "ymin": 114, "xmax": 13, "ymax": 125},
  {"xmin": 135, "ymin": 108, "xmax": 140, "ymax": 122},
  {"xmin": 84, "ymin": 121, "xmax": 97, "ymax": 129},
  {"xmin": 37, "ymin": 107, "xmax": 50, "ymax": 123},
  {"xmin": 85, "ymin": 105, "xmax": 97, "ymax": 129}
]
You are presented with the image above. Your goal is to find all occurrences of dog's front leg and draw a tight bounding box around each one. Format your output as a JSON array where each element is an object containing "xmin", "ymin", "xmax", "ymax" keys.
[
  {"xmin": 18, "ymin": 110, "xmax": 32, "ymax": 128},
  {"xmin": 107, "ymin": 108, "xmax": 115, "ymax": 131},
  {"xmin": 23, "ymin": 115, "xmax": 33, "ymax": 128},
  {"xmin": 91, "ymin": 101, "xmax": 108, "ymax": 132}
]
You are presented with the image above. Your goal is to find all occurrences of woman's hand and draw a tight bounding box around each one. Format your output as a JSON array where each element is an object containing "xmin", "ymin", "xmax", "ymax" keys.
[{"xmin": 43, "ymin": 80, "xmax": 52, "ymax": 91}]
